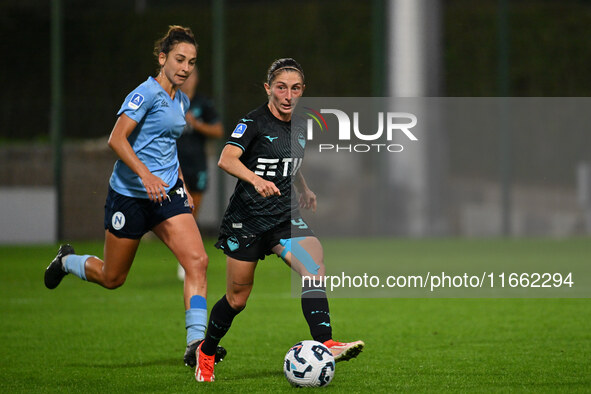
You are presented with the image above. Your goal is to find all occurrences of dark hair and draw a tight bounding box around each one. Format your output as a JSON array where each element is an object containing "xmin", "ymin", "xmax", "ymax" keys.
[
  {"xmin": 153, "ymin": 25, "xmax": 197, "ymax": 59},
  {"xmin": 266, "ymin": 58, "xmax": 305, "ymax": 85}
]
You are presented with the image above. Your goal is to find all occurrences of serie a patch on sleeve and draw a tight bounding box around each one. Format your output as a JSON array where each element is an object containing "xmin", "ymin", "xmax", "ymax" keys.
[
  {"xmin": 231, "ymin": 123, "xmax": 247, "ymax": 138},
  {"xmin": 128, "ymin": 93, "xmax": 145, "ymax": 110}
]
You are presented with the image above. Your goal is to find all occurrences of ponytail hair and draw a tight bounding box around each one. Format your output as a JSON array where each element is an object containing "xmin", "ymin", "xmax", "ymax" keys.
[{"xmin": 153, "ymin": 25, "xmax": 197, "ymax": 59}]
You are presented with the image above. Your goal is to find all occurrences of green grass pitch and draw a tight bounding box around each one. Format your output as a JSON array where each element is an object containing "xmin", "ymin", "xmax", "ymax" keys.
[{"xmin": 1, "ymin": 238, "xmax": 590, "ymax": 392}]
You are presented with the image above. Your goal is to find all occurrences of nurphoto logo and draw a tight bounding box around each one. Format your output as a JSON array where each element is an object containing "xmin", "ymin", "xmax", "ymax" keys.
[{"xmin": 304, "ymin": 107, "xmax": 418, "ymax": 153}]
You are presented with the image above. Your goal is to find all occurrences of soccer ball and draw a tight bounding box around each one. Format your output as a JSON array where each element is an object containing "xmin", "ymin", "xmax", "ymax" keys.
[{"xmin": 284, "ymin": 340, "xmax": 335, "ymax": 387}]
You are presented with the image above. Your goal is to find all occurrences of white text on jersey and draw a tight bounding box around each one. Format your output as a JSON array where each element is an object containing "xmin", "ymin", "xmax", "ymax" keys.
[{"xmin": 254, "ymin": 158, "xmax": 303, "ymax": 177}]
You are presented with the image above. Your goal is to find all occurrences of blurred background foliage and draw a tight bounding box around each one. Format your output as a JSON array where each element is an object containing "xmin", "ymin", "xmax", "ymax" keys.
[{"xmin": 3, "ymin": 0, "xmax": 591, "ymax": 142}]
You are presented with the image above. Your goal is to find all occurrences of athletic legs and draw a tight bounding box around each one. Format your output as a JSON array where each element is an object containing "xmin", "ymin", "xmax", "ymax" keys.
[
  {"xmin": 83, "ymin": 231, "xmax": 141, "ymax": 289},
  {"xmin": 201, "ymin": 257, "xmax": 256, "ymax": 355},
  {"xmin": 272, "ymin": 237, "xmax": 332, "ymax": 342},
  {"xmin": 152, "ymin": 213, "xmax": 208, "ymax": 345},
  {"xmin": 273, "ymin": 236, "xmax": 364, "ymax": 360}
]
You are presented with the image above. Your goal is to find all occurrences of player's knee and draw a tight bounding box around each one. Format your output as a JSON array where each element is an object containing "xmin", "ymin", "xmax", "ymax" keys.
[
  {"xmin": 226, "ymin": 292, "xmax": 248, "ymax": 311},
  {"xmin": 183, "ymin": 253, "xmax": 208, "ymax": 276},
  {"xmin": 196, "ymin": 253, "xmax": 209, "ymax": 270},
  {"xmin": 103, "ymin": 274, "xmax": 126, "ymax": 289},
  {"xmin": 314, "ymin": 261, "xmax": 326, "ymax": 276}
]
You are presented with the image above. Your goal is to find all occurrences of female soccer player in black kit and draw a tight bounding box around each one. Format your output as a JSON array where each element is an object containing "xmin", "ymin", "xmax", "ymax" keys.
[{"xmin": 194, "ymin": 58, "xmax": 364, "ymax": 382}]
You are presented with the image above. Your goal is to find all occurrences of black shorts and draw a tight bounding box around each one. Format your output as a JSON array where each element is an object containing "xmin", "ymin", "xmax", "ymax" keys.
[
  {"xmin": 215, "ymin": 217, "xmax": 315, "ymax": 261},
  {"xmin": 104, "ymin": 178, "xmax": 192, "ymax": 239},
  {"xmin": 183, "ymin": 169, "xmax": 208, "ymax": 193}
]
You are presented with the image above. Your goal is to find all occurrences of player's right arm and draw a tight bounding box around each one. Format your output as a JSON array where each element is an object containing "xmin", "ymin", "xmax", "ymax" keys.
[
  {"xmin": 218, "ymin": 144, "xmax": 280, "ymax": 198},
  {"xmin": 107, "ymin": 113, "xmax": 169, "ymax": 203}
]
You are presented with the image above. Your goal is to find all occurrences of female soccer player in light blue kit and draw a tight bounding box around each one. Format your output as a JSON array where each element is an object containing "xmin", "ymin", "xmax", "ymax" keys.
[{"xmin": 44, "ymin": 25, "xmax": 224, "ymax": 367}]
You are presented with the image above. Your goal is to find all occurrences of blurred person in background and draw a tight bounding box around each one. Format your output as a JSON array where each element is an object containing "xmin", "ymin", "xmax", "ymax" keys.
[
  {"xmin": 43, "ymin": 25, "xmax": 225, "ymax": 368},
  {"xmin": 176, "ymin": 67, "xmax": 223, "ymax": 281},
  {"xmin": 193, "ymin": 58, "xmax": 364, "ymax": 382}
]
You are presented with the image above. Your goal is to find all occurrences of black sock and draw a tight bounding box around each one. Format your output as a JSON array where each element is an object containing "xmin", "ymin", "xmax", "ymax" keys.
[
  {"xmin": 301, "ymin": 284, "xmax": 332, "ymax": 343},
  {"xmin": 202, "ymin": 295, "xmax": 242, "ymax": 356}
]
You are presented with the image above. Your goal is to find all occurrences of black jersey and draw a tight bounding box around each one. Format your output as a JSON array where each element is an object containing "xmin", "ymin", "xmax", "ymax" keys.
[
  {"xmin": 219, "ymin": 103, "xmax": 307, "ymax": 237},
  {"xmin": 177, "ymin": 93, "xmax": 219, "ymax": 171}
]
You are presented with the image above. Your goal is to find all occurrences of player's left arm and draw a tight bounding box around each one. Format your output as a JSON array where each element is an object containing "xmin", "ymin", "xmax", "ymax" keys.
[
  {"xmin": 294, "ymin": 171, "xmax": 317, "ymax": 212},
  {"xmin": 186, "ymin": 113, "xmax": 223, "ymax": 138},
  {"xmin": 186, "ymin": 99, "xmax": 223, "ymax": 138}
]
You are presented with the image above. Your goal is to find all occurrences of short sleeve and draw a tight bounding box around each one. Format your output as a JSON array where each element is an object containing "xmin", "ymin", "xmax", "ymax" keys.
[
  {"xmin": 117, "ymin": 84, "xmax": 154, "ymax": 123},
  {"xmin": 225, "ymin": 118, "xmax": 258, "ymax": 152}
]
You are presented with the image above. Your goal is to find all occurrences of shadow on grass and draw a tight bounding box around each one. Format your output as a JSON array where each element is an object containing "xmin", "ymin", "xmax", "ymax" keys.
[
  {"xmin": 223, "ymin": 369, "xmax": 284, "ymax": 380},
  {"xmin": 67, "ymin": 358, "xmax": 179, "ymax": 368}
]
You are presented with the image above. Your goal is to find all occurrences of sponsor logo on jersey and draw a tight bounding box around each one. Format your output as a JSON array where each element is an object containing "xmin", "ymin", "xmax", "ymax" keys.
[
  {"xmin": 128, "ymin": 93, "xmax": 144, "ymax": 110},
  {"xmin": 231, "ymin": 123, "xmax": 248, "ymax": 138},
  {"xmin": 255, "ymin": 157, "xmax": 303, "ymax": 177},
  {"xmin": 232, "ymin": 223, "xmax": 243, "ymax": 229},
  {"xmin": 112, "ymin": 212, "xmax": 126, "ymax": 230},
  {"xmin": 264, "ymin": 136, "xmax": 278, "ymax": 143}
]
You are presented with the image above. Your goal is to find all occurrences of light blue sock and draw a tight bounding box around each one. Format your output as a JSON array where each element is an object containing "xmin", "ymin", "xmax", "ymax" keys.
[
  {"xmin": 62, "ymin": 254, "xmax": 92, "ymax": 281},
  {"xmin": 186, "ymin": 295, "xmax": 207, "ymax": 344}
]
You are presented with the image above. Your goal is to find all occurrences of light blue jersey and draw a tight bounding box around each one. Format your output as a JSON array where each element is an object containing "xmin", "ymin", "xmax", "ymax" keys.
[{"xmin": 109, "ymin": 77, "xmax": 190, "ymax": 198}]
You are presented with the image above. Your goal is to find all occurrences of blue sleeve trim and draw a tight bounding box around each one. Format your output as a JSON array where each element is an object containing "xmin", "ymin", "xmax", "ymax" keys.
[{"xmin": 226, "ymin": 141, "xmax": 245, "ymax": 151}]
